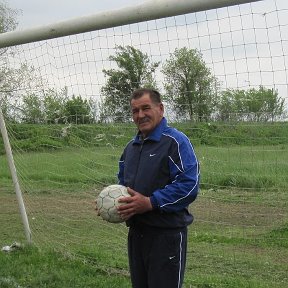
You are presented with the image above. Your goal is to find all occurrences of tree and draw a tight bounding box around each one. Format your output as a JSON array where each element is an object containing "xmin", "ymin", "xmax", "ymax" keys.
[
  {"xmin": 1, "ymin": 64, "xmax": 43, "ymax": 122},
  {"xmin": 43, "ymin": 87, "xmax": 68, "ymax": 124},
  {"xmin": 0, "ymin": 1, "xmax": 31, "ymax": 122},
  {"xmin": 100, "ymin": 45, "xmax": 159, "ymax": 122},
  {"xmin": 64, "ymin": 95, "xmax": 92, "ymax": 124},
  {"xmin": 217, "ymin": 86, "xmax": 285, "ymax": 122},
  {"xmin": 0, "ymin": 0, "xmax": 18, "ymax": 34},
  {"xmin": 0, "ymin": 0, "xmax": 19, "ymax": 58},
  {"xmin": 246, "ymin": 86, "xmax": 285, "ymax": 121},
  {"xmin": 1, "ymin": 0, "xmax": 19, "ymax": 105},
  {"xmin": 162, "ymin": 47, "xmax": 219, "ymax": 122},
  {"xmin": 21, "ymin": 89, "xmax": 93, "ymax": 124},
  {"xmin": 21, "ymin": 93, "xmax": 44, "ymax": 124},
  {"xmin": 217, "ymin": 89, "xmax": 246, "ymax": 121}
]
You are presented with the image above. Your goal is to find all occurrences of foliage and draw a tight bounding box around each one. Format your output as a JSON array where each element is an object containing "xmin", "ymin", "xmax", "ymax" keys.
[
  {"xmin": 0, "ymin": 0, "xmax": 19, "ymax": 60},
  {"xmin": 0, "ymin": 2, "xmax": 45, "ymax": 123},
  {"xmin": 64, "ymin": 94, "xmax": 93, "ymax": 124},
  {"xmin": 162, "ymin": 47, "xmax": 219, "ymax": 122},
  {"xmin": 217, "ymin": 86, "xmax": 285, "ymax": 121},
  {"xmin": 20, "ymin": 88, "xmax": 93, "ymax": 124},
  {"xmin": 0, "ymin": 1, "xmax": 19, "ymax": 118},
  {"xmin": 100, "ymin": 45, "xmax": 159, "ymax": 122},
  {"xmin": 21, "ymin": 89, "xmax": 59, "ymax": 124},
  {"xmin": 43, "ymin": 87, "xmax": 68, "ymax": 124},
  {"xmin": 1, "ymin": 66, "xmax": 45, "ymax": 123},
  {"xmin": 1, "ymin": 122, "xmax": 288, "ymax": 157},
  {"xmin": 0, "ymin": 0, "xmax": 18, "ymax": 34},
  {"xmin": 21, "ymin": 93, "xmax": 44, "ymax": 124}
]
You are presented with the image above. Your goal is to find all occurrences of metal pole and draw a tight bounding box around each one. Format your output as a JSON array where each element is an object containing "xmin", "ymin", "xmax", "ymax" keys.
[
  {"xmin": 0, "ymin": 105, "xmax": 32, "ymax": 244},
  {"xmin": 0, "ymin": 0, "xmax": 263, "ymax": 48}
]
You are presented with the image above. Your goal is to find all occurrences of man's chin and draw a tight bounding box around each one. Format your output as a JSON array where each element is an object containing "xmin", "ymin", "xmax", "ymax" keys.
[{"xmin": 139, "ymin": 126, "xmax": 151, "ymax": 136}]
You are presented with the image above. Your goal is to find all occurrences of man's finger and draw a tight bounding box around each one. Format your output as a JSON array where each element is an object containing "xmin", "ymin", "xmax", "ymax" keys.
[
  {"xmin": 120, "ymin": 212, "xmax": 135, "ymax": 220},
  {"xmin": 117, "ymin": 203, "xmax": 133, "ymax": 211},
  {"xmin": 118, "ymin": 196, "xmax": 133, "ymax": 203},
  {"xmin": 127, "ymin": 187, "xmax": 136, "ymax": 196}
]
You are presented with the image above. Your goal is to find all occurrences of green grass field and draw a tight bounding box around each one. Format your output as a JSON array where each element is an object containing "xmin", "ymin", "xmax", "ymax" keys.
[{"xmin": 1, "ymin": 124, "xmax": 288, "ymax": 287}]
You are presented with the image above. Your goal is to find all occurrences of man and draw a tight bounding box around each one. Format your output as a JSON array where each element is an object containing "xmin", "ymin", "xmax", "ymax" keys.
[{"xmin": 117, "ymin": 88, "xmax": 199, "ymax": 288}]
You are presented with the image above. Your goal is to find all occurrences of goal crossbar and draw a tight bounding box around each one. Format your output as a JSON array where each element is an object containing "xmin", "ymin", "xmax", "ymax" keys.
[{"xmin": 0, "ymin": 0, "xmax": 263, "ymax": 48}]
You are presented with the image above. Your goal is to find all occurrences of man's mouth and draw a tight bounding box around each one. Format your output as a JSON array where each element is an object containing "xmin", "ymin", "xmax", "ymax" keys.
[{"xmin": 139, "ymin": 118, "xmax": 150, "ymax": 125}]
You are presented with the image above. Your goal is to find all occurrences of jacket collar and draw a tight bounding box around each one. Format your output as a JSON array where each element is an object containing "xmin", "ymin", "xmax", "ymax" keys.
[{"xmin": 133, "ymin": 117, "xmax": 167, "ymax": 144}]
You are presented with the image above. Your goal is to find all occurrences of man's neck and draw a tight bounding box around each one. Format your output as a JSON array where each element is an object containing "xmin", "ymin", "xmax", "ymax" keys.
[{"xmin": 139, "ymin": 133, "xmax": 147, "ymax": 141}]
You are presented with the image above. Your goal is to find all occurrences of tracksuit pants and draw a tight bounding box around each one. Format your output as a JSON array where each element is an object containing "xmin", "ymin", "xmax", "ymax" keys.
[{"xmin": 128, "ymin": 225, "xmax": 187, "ymax": 288}]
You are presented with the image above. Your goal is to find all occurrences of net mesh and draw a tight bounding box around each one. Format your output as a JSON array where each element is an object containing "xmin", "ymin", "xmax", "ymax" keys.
[{"xmin": 1, "ymin": 0, "xmax": 288, "ymax": 286}]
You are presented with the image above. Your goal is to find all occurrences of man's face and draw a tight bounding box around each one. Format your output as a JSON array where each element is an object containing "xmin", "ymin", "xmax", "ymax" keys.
[{"xmin": 131, "ymin": 93, "xmax": 164, "ymax": 137}]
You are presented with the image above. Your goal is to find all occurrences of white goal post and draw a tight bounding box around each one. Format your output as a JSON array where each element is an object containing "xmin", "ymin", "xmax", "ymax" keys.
[{"xmin": 0, "ymin": 0, "xmax": 263, "ymax": 48}]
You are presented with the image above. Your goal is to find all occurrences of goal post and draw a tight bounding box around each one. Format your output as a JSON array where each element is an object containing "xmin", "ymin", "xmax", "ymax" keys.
[
  {"xmin": 0, "ymin": 0, "xmax": 263, "ymax": 48},
  {"xmin": 0, "ymin": 105, "xmax": 32, "ymax": 244}
]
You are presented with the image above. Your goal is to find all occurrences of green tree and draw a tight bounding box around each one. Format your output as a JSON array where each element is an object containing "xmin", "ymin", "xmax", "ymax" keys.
[
  {"xmin": 217, "ymin": 89, "xmax": 246, "ymax": 121},
  {"xmin": 21, "ymin": 93, "xmax": 44, "ymax": 124},
  {"xmin": 43, "ymin": 87, "xmax": 68, "ymax": 124},
  {"xmin": 0, "ymin": 1, "xmax": 20, "ymax": 120},
  {"xmin": 162, "ymin": 47, "xmax": 219, "ymax": 122},
  {"xmin": 1, "ymin": 2, "xmax": 45, "ymax": 123},
  {"xmin": 218, "ymin": 86, "xmax": 285, "ymax": 122},
  {"xmin": 246, "ymin": 86, "xmax": 284, "ymax": 121},
  {"xmin": 64, "ymin": 95, "xmax": 92, "ymax": 124},
  {"xmin": 21, "ymin": 88, "xmax": 94, "ymax": 124},
  {"xmin": 1, "ymin": 64, "xmax": 43, "ymax": 122},
  {"xmin": 100, "ymin": 45, "xmax": 159, "ymax": 122}
]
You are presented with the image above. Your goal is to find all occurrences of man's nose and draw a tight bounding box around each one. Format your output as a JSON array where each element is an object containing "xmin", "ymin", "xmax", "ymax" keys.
[{"xmin": 138, "ymin": 109, "xmax": 145, "ymax": 118}]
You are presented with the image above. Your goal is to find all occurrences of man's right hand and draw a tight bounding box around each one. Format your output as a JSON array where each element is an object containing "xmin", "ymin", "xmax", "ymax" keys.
[{"xmin": 117, "ymin": 187, "xmax": 153, "ymax": 220}]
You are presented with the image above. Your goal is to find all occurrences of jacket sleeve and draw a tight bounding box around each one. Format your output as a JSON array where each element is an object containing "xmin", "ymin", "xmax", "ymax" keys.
[{"xmin": 150, "ymin": 133, "xmax": 200, "ymax": 212}]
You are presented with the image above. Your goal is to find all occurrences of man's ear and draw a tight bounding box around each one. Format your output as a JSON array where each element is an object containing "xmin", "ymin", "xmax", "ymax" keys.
[{"xmin": 160, "ymin": 103, "xmax": 164, "ymax": 115}]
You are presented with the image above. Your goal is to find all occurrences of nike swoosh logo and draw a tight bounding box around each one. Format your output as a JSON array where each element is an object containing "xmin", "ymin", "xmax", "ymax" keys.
[
  {"xmin": 169, "ymin": 256, "xmax": 176, "ymax": 260},
  {"xmin": 149, "ymin": 154, "xmax": 156, "ymax": 157}
]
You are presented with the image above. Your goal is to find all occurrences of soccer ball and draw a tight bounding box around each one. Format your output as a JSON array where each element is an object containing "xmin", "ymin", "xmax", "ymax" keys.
[{"xmin": 96, "ymin": 184, "xmax": 130, "ymax": 223}]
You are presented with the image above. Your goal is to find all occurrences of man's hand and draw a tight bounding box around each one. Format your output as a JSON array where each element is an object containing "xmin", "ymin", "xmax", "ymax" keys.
[{"xmin": 117, "ymin": 187, "xmax": 153, "ymax": 221}]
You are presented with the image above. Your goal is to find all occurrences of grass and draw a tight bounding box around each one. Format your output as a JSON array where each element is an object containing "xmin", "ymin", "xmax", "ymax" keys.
[
  {"xmin": 0, "ymin": 246, "xmax": 130, "ymax": 288},
  {"xmin": 0, "ymin": 122, "xmax": 288, "ymax": 287},
  {"xmin": 1, "ymin": 144, "xmax": 288, "ymax": 193},
  {"xmin": 1, "ymin": 189, "xmax": 287, "ymax": 287}
]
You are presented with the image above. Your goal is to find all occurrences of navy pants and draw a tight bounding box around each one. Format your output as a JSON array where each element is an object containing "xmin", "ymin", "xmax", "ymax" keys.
[{"xmin": 128, "ymin": 226, "xmax": 187, "ymax": 288}]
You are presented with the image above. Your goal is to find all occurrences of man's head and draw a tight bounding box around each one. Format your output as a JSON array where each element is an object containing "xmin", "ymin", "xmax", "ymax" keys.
[{"xmin": 130, "ymin": 88, "xmax": 164, "ymax": 137}]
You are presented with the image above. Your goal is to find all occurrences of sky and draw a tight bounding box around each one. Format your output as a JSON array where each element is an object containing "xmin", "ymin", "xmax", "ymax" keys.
[
  {"xmin": 4, "ymin": 0, "xmax": 288, "ymax": 117},
  {"xmin": 8, "ymin": 0, "xmax": 146, "ymax": 29}
]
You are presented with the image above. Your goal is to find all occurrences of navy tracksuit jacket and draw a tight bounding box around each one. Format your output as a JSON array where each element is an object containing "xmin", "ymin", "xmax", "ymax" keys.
[{"xmin": 118, "ymin": 117, "xmax": 200, "ymax": 229}]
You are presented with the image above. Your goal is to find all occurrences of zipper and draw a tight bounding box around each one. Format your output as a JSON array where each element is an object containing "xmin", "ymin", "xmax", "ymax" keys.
[{"xmin": 132, "ymin": 139, "xmax": 144, "ymax": 189}]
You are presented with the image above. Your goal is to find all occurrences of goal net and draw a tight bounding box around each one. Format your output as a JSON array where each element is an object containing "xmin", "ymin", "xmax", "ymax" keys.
[{"xmin": 1, "ymin": 0, "xmax": 287, "ymax": 286}]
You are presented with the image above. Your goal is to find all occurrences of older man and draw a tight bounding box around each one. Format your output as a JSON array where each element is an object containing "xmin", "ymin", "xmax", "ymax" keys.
[{"xmin": 117, "ymin": 88, "xmax": 200, "ymax": 288}]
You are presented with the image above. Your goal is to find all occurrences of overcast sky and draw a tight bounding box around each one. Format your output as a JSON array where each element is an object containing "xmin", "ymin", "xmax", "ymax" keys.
[{"xmin": 9, "ymin": 0, "xmax": 146, "ymax": 29}]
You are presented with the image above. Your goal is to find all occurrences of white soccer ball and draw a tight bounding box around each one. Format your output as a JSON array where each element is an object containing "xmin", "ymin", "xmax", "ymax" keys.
[{"xmin": 96, "ymin": 184, "xmax": 130, "ymax": 223}]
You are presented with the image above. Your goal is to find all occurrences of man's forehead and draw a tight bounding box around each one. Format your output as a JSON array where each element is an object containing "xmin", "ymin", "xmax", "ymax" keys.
[{"xmin": 131, "ymin": 94, "xmax": 153, "ymax": 107}]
